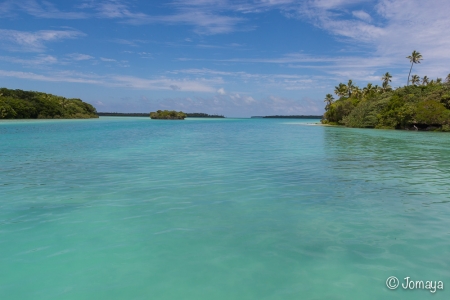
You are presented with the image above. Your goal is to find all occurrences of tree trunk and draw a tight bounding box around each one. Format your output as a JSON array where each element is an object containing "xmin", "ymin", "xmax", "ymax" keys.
[{"xmin": 407, "ymin": 62, "xmax": 413, "ymax": 86}]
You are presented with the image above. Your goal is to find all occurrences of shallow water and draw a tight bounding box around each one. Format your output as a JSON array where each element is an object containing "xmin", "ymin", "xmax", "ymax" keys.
[{"xmin": 1, "ymin": 117, "xmax": 449, "ymax": 299}]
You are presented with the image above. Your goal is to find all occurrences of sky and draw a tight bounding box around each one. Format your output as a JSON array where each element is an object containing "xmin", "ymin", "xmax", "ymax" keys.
[{"xmin": 0, "ymin": 0, "xmax": 449, "ymax": 117}]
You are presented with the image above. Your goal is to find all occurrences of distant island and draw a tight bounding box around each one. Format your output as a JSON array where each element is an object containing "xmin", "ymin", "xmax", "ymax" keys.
[
  {"xmin": 185, "ymin": 113, "xmax": 224, "ymax": 118},
  {"xmin": 150, "ymin": 110, "xmax": 187, "ymax": 120},
  {"xmin": 322, "ymin": 51, "xmax": 450, "ymax": 131},
  {"xmin": 251, "ymin": 115, "xmax": 323, "ymax": 119},
  {"xmin": 98, "ymin": 113, "xmax": 148, "ymax": 117},
  {"xmin": 0, "ymin": 88, "xmax": 98, "ymax": 119},
  {"xmin": 98, "ymin": 112, "xmax": 225, "ymax": 118}
]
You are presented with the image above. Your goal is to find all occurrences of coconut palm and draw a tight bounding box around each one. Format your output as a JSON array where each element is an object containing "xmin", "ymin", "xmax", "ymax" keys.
[
  {"xmin": 436, "ymin": 78, "xmax": 442, "ymax": 83},
  {"xmin": 382, "ymin": 81, "xmax": 392, "ymax": 92},
  {"xmin": 406, "ymin": 51, "xmax": 423, "ymax": 86},
  {"xmin": 324, "ymin": 94, "xmax": 334, "ymax": 110},
  {"xmin": 334, "ymin": 83, "xmax": 348, "ymax": 97},
  {"xmin": 375, "ymin": 85, "xmax": 382, "ymax": 93},
  {"xmin": 421, "ymin": 76, "xmax": 429, "ymax": 86},
  {"xmin": 363, "ymin": 83, "xmax": 377, "ymax": 97},
  {"xmin": 347, "ymin": 80, "xmax": 354, "ymax": 97},
  {"xmin": 381, "ymin": 72, "xmax": 392, "ymax": 86},
  {"xmin": 410, "ymin": 75, "xmax": 420, "ymax": 86},
  {"xmin": 446, "ymin": 74, "xmax": 450, "ymax": 83},
  {"xmin": 352, "ymin": 86, "xmax": 363, "ymax": 99}
]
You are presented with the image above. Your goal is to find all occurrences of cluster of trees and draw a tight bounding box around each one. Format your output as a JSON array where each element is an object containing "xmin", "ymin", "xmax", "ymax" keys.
[
  {"xmin": 322, "ymin": 51, "xmax": 450, "ymax": 131},
  {"xmin": 150, "ymin": 110, "xmax": 187, "ymax": 120},
  {"xmin": 0, "ymin": 88, "xmax": 98, "ymax": 119}
]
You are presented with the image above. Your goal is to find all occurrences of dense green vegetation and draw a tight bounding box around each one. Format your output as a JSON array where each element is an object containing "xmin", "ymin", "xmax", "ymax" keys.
[
  {"xmin": 322, "ymin": 51, "xmax": 450, "ymax": 131},
  {"xmin": 0, "ymin": 88, "xmax": 98, "ymax": 119},
  {"xmin": 149, "ymin": 110, "xmax": 187, "ymax": 120}
]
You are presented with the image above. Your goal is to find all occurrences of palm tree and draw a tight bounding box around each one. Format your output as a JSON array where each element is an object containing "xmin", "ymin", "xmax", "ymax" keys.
[
  {"xmin": 352, "ymin": 86, "xmax": 363, "ymax": 100},
  {"xmin": 382, "ymin": 81, "xmax": 392, "ymax": 92},
  {"xmin": 381, "ymin": 72, "xmax": 392, "ymax": 86},
  {"xmin": 406, "ymin": 51, "xmax": 423, "ymax": 86},
  {"xmin": 436, "ymin": 78, "xmax": 442, "ymax": 84},
  {"xmin": 334, "ymin": 83, "xmax": 348, "ymax": 97},
  {"xmin": 421, "ymin": 76, "xmax": 429, "ymax": 85},
  {"xmin": 324, "ymin": 94, "xmax": 334, "ymax": 110},
  {"xmin": 363, "ymin": 83, "xmax": 377, "ymax": 97},
  {"xmin": 347, "ymin": 80, "xmax": 354, "ymax": 97},
  {"xmin": 381, "ymin": 72, "xmax": 392, "ymax": 92},
  {"xmin": 375, "ymin": 85, "xmax": 382, "ymax": 93},
  {"xmin": 446, "ymin": 74, "xmax": 450, "ymax": 84},
  {"xmin": 410, "ymin": 74, "xmax": 420, "ymax": 86}
]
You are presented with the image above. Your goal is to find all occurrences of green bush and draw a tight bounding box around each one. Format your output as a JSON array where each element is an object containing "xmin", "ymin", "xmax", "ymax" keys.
[{"xmin": 150, "ymin": 110, "xmax": 187, "ymax": 120}]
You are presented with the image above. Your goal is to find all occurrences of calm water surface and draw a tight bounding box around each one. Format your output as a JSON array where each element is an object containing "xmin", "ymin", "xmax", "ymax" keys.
[{"xmin": 1, "ymin": 117, "xmax": 449, "ymax": 299}]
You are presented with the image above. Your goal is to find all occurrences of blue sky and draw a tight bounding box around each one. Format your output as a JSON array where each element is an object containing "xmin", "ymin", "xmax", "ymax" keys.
[{"xmin": 1, "ymin": 0, "xmax": 449, "ymax": 117}]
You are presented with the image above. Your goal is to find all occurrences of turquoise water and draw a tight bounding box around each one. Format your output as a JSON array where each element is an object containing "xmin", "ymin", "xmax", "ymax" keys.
[{"xmin": 1, "ymin": 117, "xmax": 449, "ymax": 299}]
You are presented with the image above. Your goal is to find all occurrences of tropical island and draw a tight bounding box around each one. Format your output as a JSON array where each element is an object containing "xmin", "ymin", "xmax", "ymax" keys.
[
  {"xmin": 0, "ymin": 88, "xmax": 98, "ymax": 119},
  {"xmin": 150, "ymin": 110, "xmax": 187, "ymax": 120},
  {"xmin": 322, "ymin": 51, "xmax": 450, "ymax": 131}
]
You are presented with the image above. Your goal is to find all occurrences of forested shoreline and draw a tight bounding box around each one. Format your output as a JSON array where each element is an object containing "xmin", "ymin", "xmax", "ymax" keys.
[
  {"xmin": 0, "ymin": 88, "xmax": 98, "ymax": 119},
  {"xmin": 322, "ymin": 51, "xmax": 450, "ymax": 131}
]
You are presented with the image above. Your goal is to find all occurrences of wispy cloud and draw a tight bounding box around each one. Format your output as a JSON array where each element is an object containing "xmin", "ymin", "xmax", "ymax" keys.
[
  {"xmin": 18, "ymin": 0, "xmax": 87, "ymax": 19},
  {"xmin": 294, "ymin": 0, "xmax": 450, "ymax": 79},
  {"xmin": 0, "ymin": 0, "xmax": 87, "ymax": 19},
  {"xmin": 352, "ymin": 10, "xmax": 372, "ymax": 22},
  {"xmin": 67, "ymin": 53, "xmax": 94, "ymax": 61},
  {"xmin": 0, "ymin": 69, "xmax": 221, "ymax": 92},
  {"xmin": 100, "ymin": 57, "xmax": 117, "ymax": 62},
  {"xmin": 0, "ymin": 29, "xmax": 85, "ymax": 52},
  {"xmin": 0, "ymin": 54, "xmax": 59, "ymax": 66},
  {"xmin": 94, "ymin": 0, "xmax": 245, "ymax": 35},
  {"xmin": 171, "ymin": 67, "xmax": 325, "ymax": 91}
]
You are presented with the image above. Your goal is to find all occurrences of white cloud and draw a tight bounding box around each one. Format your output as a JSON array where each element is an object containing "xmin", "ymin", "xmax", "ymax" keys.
[
  {"xmin": 0, "ymin": 69, "xmax": 102, "ymax": 84},
  {"xmin": 217, "ymin": 88, "xmax": 226, "ymax": 95},
  {"xmin": 111, "ymin": 75, "xmax": 219, "ymax": 92},
  {"xmin": 100, "ymin": 57, "xmax": 117, "ymax": 62},
  {"xmin": 0, "ymin": 0, "xmax": 87, "ymax": 18},
  {"xmin": 0, "ymin": 29, "xmax": 85, "ymax": 52},
  {"xmin": 352, "ymin": 10, "xmax": 372, "ymax": 22},
  {"xmin": 92, "ymin": 0, "xmax": 245, "ymax": 35},
  {"xmin": 0, "ymin": 69, "xmax": 220, "ymax": 92},
  {"xmin": 67, "ymin": 53, "xmax": 94, "ymax": 61},
  {"xmin": 292, "ymin": 0, "xmax": 450, "ymax": 80},
  {"xmin": 0, "ymin": 54, "xmax": 59, "ymax": 65},
  {"xmin": 17, "ymin": 0, "xmax": 87, "ymax": 19}
]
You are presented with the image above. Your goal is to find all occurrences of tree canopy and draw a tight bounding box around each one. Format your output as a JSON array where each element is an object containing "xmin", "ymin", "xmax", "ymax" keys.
[
  {"xmin": 150, "ymin": 110, "xmax": 187, "ymax": 120},
  {"xmin": 0, "ymin": 88, "xmax": 98, "ymax": 119},
  {"xmin": 322, "ymin": 76, "xmax": 450, "ymax": 131}
]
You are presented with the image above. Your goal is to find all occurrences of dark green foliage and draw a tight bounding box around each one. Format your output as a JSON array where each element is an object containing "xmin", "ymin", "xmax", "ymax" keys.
[
  {"xmin": 149, "ymin": 110, "xmax": 187, "ymax": 120},
  {"xmin": 322, "ymin": 81, "xmax": 450, "ymax": 131},
  {"xmin": 414, "ymin": 100, "xmax": 450, "ymax": 126},
  {"xmin": 0, "ymin": 88, "xmax": 98, "ymax": 119},
  {"xmin": 324, "ymin": 97, "xmax": 358, "ymax": 124}
]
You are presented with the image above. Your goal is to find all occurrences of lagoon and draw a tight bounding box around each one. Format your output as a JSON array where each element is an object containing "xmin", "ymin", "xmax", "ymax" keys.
[{"xmin": 1, "ymin": 117, "xmax": 449, "ymax": 299}]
